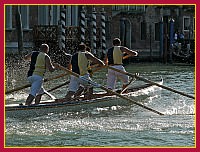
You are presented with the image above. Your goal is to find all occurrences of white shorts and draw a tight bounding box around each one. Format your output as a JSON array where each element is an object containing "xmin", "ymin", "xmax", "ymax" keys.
[
  {"xmin": 68, "ymin": 74, "xmax": 92, "ymax": 92},
  {"xmin": 107, "ymin": 65, "xmax": 129, "ymax": 90},
  {"xmin": 28, "ymin": 75, "xmax": 45, "ymax": 97}
]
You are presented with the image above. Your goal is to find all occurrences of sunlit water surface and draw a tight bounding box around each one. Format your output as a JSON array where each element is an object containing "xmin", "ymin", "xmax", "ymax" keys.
[{"xmin": 5, "ymin": 62, "xmax": 195, "ymax": 147}]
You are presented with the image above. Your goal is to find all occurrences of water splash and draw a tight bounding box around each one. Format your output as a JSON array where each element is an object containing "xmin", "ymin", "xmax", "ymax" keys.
[{"xmin": 164, "ymin": 100, "xmax": 194, "ymax": 115}]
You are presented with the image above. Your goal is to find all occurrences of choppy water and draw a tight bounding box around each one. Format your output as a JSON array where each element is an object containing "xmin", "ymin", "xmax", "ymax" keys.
[{"xmin": 5, "ymin": 62, "xmax": 195, "ymax": 147}]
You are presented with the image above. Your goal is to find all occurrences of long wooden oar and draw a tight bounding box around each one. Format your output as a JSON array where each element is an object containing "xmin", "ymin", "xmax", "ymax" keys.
[
  {"xmin": 44, "ymin": 90, "xmax": 56, "ymax": 100},
  {"xmin": 120, "ymin": 77, "xmax": 135, "ymax": 94},
  {"xmin": 27, "ymin": 81, "xmax": 70, "ymax": 103},
  {"xmin": 58, "ymin": 65, "xmax": 164, "ymax": 115},
  {"xmin": 108, "ymin": 66, "xmax": 195, "ymax": 99},
  {"xmin": 6, "ymin": 73, "xmax": 69, "ymax": 94},
  {"xmin": 47, "ymin": 81, "xmax": 70, "ymax": 92}
]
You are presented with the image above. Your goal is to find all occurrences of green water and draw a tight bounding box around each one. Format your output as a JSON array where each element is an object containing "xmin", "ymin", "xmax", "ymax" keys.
[{"xmin": 5, "ymin": 63, "xmax": 195, "ymax": 147}]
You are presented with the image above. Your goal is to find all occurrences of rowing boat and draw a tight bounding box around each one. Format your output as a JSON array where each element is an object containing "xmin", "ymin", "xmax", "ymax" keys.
[{"xmin": 5, "ymin": 79, "xmax": 163, "ymax": 118}]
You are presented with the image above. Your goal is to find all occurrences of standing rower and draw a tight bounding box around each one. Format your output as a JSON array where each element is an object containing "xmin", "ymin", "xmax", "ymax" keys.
[
  {"xmin": 24, "ymin": 44, "xmax": 60, "ymax": 105},
  {"xmin": 64, "ymin": 43, "xmax": 105, "ymax": 101},
  {"xmin": 104, "ymin": 38, "xmax": 138, "ymax": 92}
]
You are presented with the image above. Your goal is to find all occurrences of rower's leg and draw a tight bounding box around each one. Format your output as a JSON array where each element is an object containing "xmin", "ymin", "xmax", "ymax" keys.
[
  {"xmin": 118, "ymin": 70, "xmax": 129, "ymax": 93},
  {"xmin": 107, "ymin": 69, "xmax": 116, "ymax": 90},
  {"xmin": 25, "ymin": 94, "xmax": 35, "ymax": 105},
  {"xmin": 65, "ymin": 91, "xmax": 75, "ymax": 101},
  {"xmin": 121, "ymin": 84, "xmax": 129, "ymax": 93},
  {"xmin": 84, "ymin": 87, "xmax": 93, "ymax": 99},
  {"xmin": 35, "ymin": 94, "xmax": 42, "ymax": 104},
  {"xmin": 89, "ymin": 87, "xmax": 93, "ymax": 94},
  {"xmin": 121, "ymin": 78, "xmax": 135, "ymax": 94},
  {"xmin": 74, "ymin": 86, "xmax": 84, "ymax": 98}
]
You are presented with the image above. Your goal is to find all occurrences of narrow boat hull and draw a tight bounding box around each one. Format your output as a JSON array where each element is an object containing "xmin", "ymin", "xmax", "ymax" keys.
[
  {"xmin": 6, "ymin": 97, "xmax": 131, "ymax": 118},
  {"xmin": 6, "ymin": 81, "xmax": 162, "ymax": 118}
]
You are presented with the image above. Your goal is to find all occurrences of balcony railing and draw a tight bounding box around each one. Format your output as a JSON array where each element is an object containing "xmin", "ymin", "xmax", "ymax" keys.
[{"xmin": 112, "ymin": 5, "xmax": 145, "ymax": 12}]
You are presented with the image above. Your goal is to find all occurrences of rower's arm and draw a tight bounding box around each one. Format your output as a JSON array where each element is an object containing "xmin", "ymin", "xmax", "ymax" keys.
[
  {"xmin": 103, "ymin": 54, "xmax": 108, "ymax": 65},
  {"xmin": 86, "ymin": 53, "xmax": 105, "ymax": 67},
  {"xmin": 68, "ymin": 63, "xmax": 72, "ymax": 70},
  {"xmin": 120, "ymin": 46, "xmax": 138, "ymax": 57},
  {"xmin": 45, "ymin": 55, "xmax": 58, "ymax": 72},
  {"xmin": 24, "ymin": 52, "xmax": 32, "ymax": 61},
  {"xmin": 66, "ymin": 54, "xmax": 72, "ymax": 70}
]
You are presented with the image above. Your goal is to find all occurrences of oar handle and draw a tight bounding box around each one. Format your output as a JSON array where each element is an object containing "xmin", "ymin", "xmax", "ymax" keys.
[
  {"xmin": 43, "ymin": 73, "xmax": 68, "ymax": 82},
  {"xmin": 47, "ymin": 81, "xmax": 70, "ymax": 92}
]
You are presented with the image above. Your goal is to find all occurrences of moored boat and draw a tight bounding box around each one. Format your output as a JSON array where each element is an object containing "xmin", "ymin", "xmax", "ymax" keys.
[{"xmin": 5, "ymin": 79, "xmax": 163, "ymax": 118}]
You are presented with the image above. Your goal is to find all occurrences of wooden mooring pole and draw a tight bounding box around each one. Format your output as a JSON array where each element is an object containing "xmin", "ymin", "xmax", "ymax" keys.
[{"xmin": 15, "ymin": 6, "xmax": 23, "ymax": 55}]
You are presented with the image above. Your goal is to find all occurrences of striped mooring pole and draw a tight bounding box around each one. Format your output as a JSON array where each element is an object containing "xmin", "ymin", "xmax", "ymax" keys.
[
  {"xmin": 101, "ymin": 8, "xmax": 106, "ymax": 56},
  {"xmin": 60, "ymin": 6, "xmax": 66, "ymax": 52},
  {"xmin": 80, "ymin": 6, "xmax": 86, "ymax": 44},
  {"xmin": 92, "ymin": 7, "xmax": 97, "ymax": 55}
]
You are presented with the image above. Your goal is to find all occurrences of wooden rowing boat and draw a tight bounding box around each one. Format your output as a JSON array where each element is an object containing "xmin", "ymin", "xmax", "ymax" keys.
[{"xmin": 5, "ymin": 79, "xmax": 163, "ymax": 118}]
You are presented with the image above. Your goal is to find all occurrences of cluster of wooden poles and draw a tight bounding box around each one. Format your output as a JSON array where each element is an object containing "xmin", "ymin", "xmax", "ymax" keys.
[{"xmin": 6, "ymin": 65, "xmax": 195, "ymax": 116}]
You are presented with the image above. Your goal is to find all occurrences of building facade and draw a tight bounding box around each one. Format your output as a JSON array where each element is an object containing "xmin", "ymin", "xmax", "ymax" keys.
[{"xmin": 5, "ymin": 5, "xmax": 195, "ymax": 61}]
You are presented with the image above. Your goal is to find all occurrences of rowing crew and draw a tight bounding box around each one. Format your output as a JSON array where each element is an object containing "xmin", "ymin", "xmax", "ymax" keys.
[{"xmin": 24, "ymin": 38, "xmax": 138, "ymax": 105}]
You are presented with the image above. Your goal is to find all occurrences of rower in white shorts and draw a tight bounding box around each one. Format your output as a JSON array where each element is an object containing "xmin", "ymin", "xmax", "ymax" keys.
[
  {"xmin": 65, "ymin": 43, "xmax": 105, "ymax": 101},
  {"xmin": 104, "ymin": 38, "xmax": 138, "ymax": 92}
]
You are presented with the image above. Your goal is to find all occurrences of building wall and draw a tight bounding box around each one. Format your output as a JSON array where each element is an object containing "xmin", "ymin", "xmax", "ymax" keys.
[{"xmin": 5, "ymin": 5, "xmax": 195, "ymax": 57}]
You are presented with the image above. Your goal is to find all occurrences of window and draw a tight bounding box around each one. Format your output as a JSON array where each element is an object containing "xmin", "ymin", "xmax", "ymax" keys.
[
  {"xmin": 129, "ymin": 6, "xmax": 136, "ymax": 10},
  {"xmin": 183, "ymin": 16, "xmax": 190, "ymax": 31},
  {"xmin": 65, "ymin": 6, "xmax": 71, "ymax": 26},
  {"xmin": 112, "ymin": 6, "xmax": 120, "ymax": 11},
  {"xmin": 136, "ymin": 6, "xmax": 145, "ymax": 12},
  {"xmin": 38, "ymin": 6, "xmax": 48, "ymax": 25},
  {"xmin": 20, "ymin": 6, "xmax": 29, "ymax": 29},
  {"xmin": 141, "ymin": 21, "xmax": 146, "ymax": 40},
  {"xmin": 112, "ymin": 5, "xmax": 145, "ymax": 12},
  {"xmin": 71, "ymin": 6, "xmax": 78, "ymax": 26},
  {"xmin": 48, "ymin": 6, "xmax": 62, "ymax": 25},
  {"xmin": 5, "ymin": 5, "xmax": 12, "ymax": 29},
  {"xmin": 155, "ymin": 22, "xmax": 160, "ymax": 41}
]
